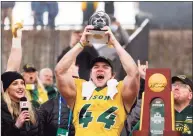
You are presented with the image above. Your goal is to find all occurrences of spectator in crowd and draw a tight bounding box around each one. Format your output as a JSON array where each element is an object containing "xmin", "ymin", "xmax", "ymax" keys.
[
  {"xmin": 31, "ymin": 2, "xmax": 45, "ymax": 30},
  {"xmin": 46, "ymin": 2, "xmax": 58, "ymax": 29},
  {"xmin": 38, "ymin": 64, "xmax": 79, "ymax": 136},
  {"xmin": 39, "ymin": 68, "xmax": 57, "ymax": 99},
  {"xmin": 22, "ymin": 64, "xmax": 48, "ymax": 108},
  {"xmin": 129, "ymin": 74, "xmax": 193, "ymax": 136},
  {"xmin": 104, "ymin": 2, "xmax": 114, "ymax": 16},
  {"xmin": 1, "ymin": 23, "xmax": 43, "ymax": 136},
  {"xmin": 172, "ymin": 75, "xmax": 193, "ymax": 136},
  {"xmin": 31, "ymin": 2, "xmax": 58, "ymax": 30},
  {"xmin": 81, "ymin": 2, "xmax": 98, "ymax": 26},
  {"xmin": 110, "ymin": 15, "xmax": 130, "ymax": 47},
  {"xmin": 1, "ymin": 1, "xmax": 15, "ymax": 28},
  {"xmin": 57, "ymin": 29, "xmax": 99, "ymax": 81},
  {"xmin": 55, "ymin": 23, "xmax": 140, "ymax": 135},
  {"xmin": 22, "ymin": 64, "xmax": 37, "ymax": 85}
]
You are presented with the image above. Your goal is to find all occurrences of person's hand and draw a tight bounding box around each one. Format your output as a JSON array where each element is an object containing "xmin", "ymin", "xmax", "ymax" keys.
[
  {"xmin": 79, "ymin": 25, "xmax": 93, "ymax": 46},
  {"xmin": 15, "ymin": 111, "xmax": 30, "ymax": 128},
  {"xmin": 12, "ymin": 21, "xmax": 23, "ymax": 38},
  {"xmin": 137, "ymin": 60, "xmax": 148, "ymax": 79},
  {"xmin": 101, "ymin": 26, "xmax": 118, "ymax": 47}
]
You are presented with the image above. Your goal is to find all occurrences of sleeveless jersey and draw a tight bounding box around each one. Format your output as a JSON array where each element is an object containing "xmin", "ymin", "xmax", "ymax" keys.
[{"xmin": 73, "ymin": 78, "xmax": 127, "ymax": 136}]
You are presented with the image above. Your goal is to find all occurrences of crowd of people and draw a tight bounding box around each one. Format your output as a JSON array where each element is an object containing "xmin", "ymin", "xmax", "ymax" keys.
[
  {"xmin": 1, "ymin": 1, "xmax": 116, "ymax": 30},
  {"xmin": 1, "ymin": 10, "xmax": 192, "ymax": 136}
]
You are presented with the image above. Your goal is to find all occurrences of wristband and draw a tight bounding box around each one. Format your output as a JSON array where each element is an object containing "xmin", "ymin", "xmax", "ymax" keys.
[
  {"xmin": 76, "ymin": 42, "xmax": 83, "ymax": 49},
  {"xmin": 77, "ymin": 41, "xmax": 86, "ymax": 49},
  {"xmin": 79, "ymin": 41, "xmax": 87, "ymax": 48}
]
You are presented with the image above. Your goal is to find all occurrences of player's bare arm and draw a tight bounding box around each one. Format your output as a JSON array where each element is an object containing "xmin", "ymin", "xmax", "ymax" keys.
[
  {"xmin": 103, "ymin": 26, "xmax": 140, "ymax": 113},
  {"xmin": 55, "ymin": 25, "xmax": 93, "ymax": 109}
]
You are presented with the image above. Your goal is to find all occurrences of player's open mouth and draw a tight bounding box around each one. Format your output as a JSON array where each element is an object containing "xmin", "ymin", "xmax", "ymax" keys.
[{"xmin": 97, "ymin": 74, "xmax": 104, "ymax": 81}]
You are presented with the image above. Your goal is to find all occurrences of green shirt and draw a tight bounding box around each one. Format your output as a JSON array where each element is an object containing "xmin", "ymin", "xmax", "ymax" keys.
[
  {"xmin": 130, "ymin": 105, "xmax": 193, "ymax": 136},
  {"xmin": 175, "ymin": 105, "xmax": 193, "ymax": 136}
]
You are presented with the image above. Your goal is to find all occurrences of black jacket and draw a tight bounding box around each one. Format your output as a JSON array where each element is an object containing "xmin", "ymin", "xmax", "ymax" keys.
[
  {"xmin": 1, "ymin": 99, "xmax": 44, "ymax": 136},
  {"xmin": 57, "ymin": 46, "xmax": 99, "ymax": 81},
  {"xmin": 38, "ymin": 94, "xmax": 75, "ymax": 136},
  {"xmin": 125, "ymin": 78, "xmax": 145, "ymax": 135}
]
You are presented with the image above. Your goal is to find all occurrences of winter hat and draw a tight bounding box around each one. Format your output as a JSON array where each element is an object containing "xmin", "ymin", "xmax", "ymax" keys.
[{"xmin": 1, "ymin": 71, "xmax": 25, "ymax": 92}]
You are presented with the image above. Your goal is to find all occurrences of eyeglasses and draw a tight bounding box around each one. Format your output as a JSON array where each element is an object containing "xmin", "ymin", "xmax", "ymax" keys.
[{"xmin": 172, "ymin": 83, "xmax": 192, "ymax": 92}]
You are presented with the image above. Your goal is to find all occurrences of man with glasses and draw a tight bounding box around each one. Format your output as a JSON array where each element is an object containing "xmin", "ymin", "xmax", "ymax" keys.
[
  {"xmin": 171, "ymin": 75, "xmax": 193, "ymax": 136},
  {"xmin": 130, "ymin": 75, "xmax": 193, "ymax": 136}
]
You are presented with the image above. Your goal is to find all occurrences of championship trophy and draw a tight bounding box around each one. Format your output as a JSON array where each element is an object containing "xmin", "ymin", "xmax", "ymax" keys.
[
  {"xmin": 87, "ymin": 11, "xmax": 110, "ymax": 45},
  {"xmin": 133, "ymin": 68, "xmax": 181, "ymax": 136}
]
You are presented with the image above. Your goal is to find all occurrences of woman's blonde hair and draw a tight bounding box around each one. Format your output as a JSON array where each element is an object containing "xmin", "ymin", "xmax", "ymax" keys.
[{"xmin": 2, "ymin": 90, "xmax": 36, "ymax": 125}]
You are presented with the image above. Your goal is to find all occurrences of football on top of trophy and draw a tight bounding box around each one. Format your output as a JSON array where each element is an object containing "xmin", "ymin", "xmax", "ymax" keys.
[{"xmin": 148, "ymin": 73, "xmax": 167, "ymax": 92}]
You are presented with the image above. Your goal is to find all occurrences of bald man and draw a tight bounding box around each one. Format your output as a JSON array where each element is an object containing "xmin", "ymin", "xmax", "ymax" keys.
[{"xmin": 39, "ymin": 68, "xmax": 57, "ymax": 99}]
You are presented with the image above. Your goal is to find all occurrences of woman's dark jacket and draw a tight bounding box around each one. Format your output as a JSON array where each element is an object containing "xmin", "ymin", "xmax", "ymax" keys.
[{"xmin": 1, "ymin": 99, "xmax": 44, "ymax": 136}]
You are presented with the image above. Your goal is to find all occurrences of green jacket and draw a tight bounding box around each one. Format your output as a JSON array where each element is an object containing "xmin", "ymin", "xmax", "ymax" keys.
[{"xmin": 44, "ymin": 85, "xmax": 57, "ymax": 100}]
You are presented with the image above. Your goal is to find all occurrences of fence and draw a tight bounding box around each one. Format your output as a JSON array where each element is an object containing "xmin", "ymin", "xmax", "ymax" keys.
[{"xmin": 1, "ymin": 21, "xmax": 192, "ymax": 80}]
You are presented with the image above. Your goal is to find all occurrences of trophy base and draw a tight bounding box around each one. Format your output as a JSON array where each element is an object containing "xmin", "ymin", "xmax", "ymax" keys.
[
  {"xmin": 163, "ymin": 130, "xmax": 181, "ymax": 136},
  {"xmin": 133, "ymin": 130, "xmax": 181, "ymax": 136},
  {"xmin": 133, "ymin": 130, "xmax": 149, "ymax": 136}
]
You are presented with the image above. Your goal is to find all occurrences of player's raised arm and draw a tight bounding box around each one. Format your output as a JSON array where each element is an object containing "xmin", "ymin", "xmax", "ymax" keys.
[
  {"xmin": 55, "ymin": 25, "xmax": 93, "ymax": 109},
  {"xmin": 103, "ymin": 26, "xmax": 140, "ymax": 113}
]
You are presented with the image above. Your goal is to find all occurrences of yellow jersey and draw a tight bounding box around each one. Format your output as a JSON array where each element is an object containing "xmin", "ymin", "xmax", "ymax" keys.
[{"xmin": 73, "ymin": 78, "xmax": 127, "ymax": 136}]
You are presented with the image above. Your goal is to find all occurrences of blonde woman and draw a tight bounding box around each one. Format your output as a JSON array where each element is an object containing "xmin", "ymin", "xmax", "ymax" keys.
[
  {"xmin": 1, "ymin": 22, "xmax": 43, "ymax": 136},
  {"xmin": 1, "ymin": 72, "xmax": 42, "ymax": 136}
]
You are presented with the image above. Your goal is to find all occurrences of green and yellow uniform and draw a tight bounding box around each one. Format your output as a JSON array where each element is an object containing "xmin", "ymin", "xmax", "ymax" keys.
[
  {"xmin": 73, "ymin": 79, "xmax": 127, "ymax": 136},
  {"xmin": 175, "ymin": 105, "xmax": 193, "ymax": 136}
]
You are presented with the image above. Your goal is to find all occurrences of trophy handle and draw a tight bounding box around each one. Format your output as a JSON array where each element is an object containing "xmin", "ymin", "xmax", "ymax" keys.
[{"xmin": 133, "ymin": 130, "xmax": 181, "ymax": 136}]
